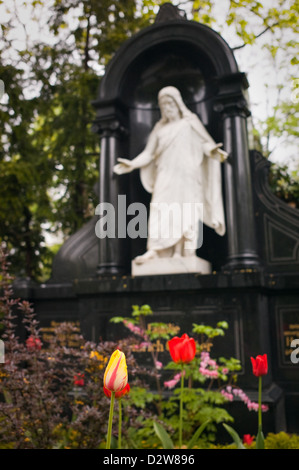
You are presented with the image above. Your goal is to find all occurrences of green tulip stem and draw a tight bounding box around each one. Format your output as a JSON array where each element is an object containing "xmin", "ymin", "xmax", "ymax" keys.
[
  {"xmin": 258, "ymin": 376, "xmax": 262, "ymax": 429},
  {"xmin": 179, "ymin": 367, "xmax": 184, "ymax": 448},
  {"xmin": 106, "ymin": 391, "xmax": 115, "ymax": 449},
  {"xmin": 256, "ymin": 376, "xmax": 265, "ymax": 449},
  {"xmin": 118, "ymin": 398, "xmax": 122, "ymax": 449}
]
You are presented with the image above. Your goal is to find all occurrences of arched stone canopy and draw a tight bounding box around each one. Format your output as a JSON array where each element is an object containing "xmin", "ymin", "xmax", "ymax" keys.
[{"xmin": 96, "ymin": 20, "xmax": 239, "ymax": 103}]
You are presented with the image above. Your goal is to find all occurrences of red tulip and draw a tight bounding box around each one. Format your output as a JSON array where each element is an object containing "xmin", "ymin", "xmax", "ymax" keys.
[
  {"xmin": 251, "ymin": 354, "xmax": 268, "ymax": 377},
  {"xmin": 74, "ymin": 373, "xmax": 85, "ymax": 387},
  {"xmin": 168, "ymin": 333, "xmax": 196, "ymax": 364},
  {"xmin": 103, "ymin": 383, "xmax": 130, "ymax": 399},
  {"xmin": 243, "ymin": 434, "xmax": 254, "ymax": 445},
  {"xmin": 26, "ymin": 336, "xmax": 42, "ymax": 351}
]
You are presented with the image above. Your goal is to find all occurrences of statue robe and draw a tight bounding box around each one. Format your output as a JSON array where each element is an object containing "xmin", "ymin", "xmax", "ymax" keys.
[{"xmin": 139, "ymin": 113, "xmax": 226, "ymax": 252}]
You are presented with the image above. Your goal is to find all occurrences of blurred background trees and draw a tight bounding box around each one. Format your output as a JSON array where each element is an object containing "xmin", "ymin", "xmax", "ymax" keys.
[{"xmin": 0, "ymin": 0, "xmax": 298, "ymax": 280}]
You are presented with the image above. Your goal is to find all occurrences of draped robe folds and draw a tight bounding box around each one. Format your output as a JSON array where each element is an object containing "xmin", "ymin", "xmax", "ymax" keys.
[{"xmin": 139, "ymin": 113, "xmax": 226, "ymax": 253}]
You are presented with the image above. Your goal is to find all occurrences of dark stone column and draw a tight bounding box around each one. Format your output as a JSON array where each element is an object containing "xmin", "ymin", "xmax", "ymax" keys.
[
  {"xmin": 215, "ymin": 73, "xmax": 261, "ymax": 270},
  {"xmin": 93, "ymin": 115, "xmax": 128, "ymax": 275}
]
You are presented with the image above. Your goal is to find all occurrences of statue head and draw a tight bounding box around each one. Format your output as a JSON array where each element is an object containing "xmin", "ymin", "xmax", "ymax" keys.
[{"xmin": 158, "ymin": 86, "xmax": 193, "ymax": 123}]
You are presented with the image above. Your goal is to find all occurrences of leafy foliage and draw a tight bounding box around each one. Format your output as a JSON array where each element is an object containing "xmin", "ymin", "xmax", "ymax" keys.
[
  {"xmin": 0, "ymin": 245, "xmax": 156, "ymax": 449},
  {"xmin": 269, "ymin": 162, "xmax": 299, "ymax": 208},
  {"xmin": 110, "ymin": 304, "xmax": 245, "ymax": 447},
  {"xmin": 0, "ymin": 0, "xmax": 162, "ymax": 279},
  {"xmin": 0, "ymin": 251, "xmax": 298, "ymax": 449}
]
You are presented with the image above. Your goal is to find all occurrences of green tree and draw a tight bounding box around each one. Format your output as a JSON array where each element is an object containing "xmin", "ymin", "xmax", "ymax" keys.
[
  {"xmin": 0, "ymin": 58, "xmax": 54, "ymax": 279},
  {"xmin": 0, "ymin": 0, "xmax": 163, "ymax": 280}
]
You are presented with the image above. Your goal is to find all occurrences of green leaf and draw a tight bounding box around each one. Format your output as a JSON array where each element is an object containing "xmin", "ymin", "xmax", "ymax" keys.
[
  {"xmin": 109, "ymin": 316, "xmax": 125, "ymax": 323},
  {"xmin": 139, "ymin": 304, "xmax": 153, "ymax": 316},
  {"xmin": 223, "ymin": 423, "xmax": 246, "ymax": 449},
  {"xmin": 256, "ymin": 428, "xmax": 265, "ymax": 449},
  {"xmin": 153, "ymin": 421, "xmax": 174, "ymax": 449},
  {"xmin": 187, "ymin": 419, "xmax": 211, "ymax": 449},
  {"xmin": 217, "ymin": 321, "xmax": 229, "ymax": 329}
]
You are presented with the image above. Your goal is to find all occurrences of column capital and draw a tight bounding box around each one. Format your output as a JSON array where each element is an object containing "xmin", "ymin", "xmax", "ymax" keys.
[
  {"xmin": 213, "ymin": 72, "xmax": 251, "ymax": 118},
  {"xmin": 92, "ymin": 97, "xmax": 128, "ymax": 137},
  {"xmin": 92, "ymin": 118, "xmax": 128, "ymax": 138},
  {"xmin": 214, "ymin": 98, "xmax": 250, "ymax": 119}
]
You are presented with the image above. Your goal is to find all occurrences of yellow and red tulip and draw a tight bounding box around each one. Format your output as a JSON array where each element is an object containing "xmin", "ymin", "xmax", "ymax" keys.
[
  {"xmin": 103, "ymin": 349, "xmax": 128, "ymax": 392},
  {"xmin": 103, "ymin": 349, "xmax": 128, "ymax": 449}
]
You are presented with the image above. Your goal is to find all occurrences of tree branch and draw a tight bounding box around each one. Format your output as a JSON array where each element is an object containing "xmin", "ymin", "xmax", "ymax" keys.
[{"xmin": 232, "ymin": 23, "xmax": 280, "ymax": 50}]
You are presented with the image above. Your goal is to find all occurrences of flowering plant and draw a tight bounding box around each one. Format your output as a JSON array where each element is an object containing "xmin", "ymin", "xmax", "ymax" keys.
[
  {"xmin": 0, "ymin": 247, "xmax": 153, "ymax": 449},
  {"xmin": 103, "ymin": 349, "xmax": 129, "ymax": 449},
  {"xmin": 251, "ymin": 354, "xmax": 268, "ymax": 449},
  {"xmin": 167, "ymin": 333, "xmax": 197, "ymax": 447},
  {"xmin": 221, "ymin": 354, "xmax": 269, "ymax": 449},
  {"xmin": 0, "ymin": 244, "xmax": 275, "ymax": 450}
]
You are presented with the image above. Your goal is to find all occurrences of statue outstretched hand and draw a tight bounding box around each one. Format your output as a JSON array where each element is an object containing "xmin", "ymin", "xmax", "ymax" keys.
[
  {"xmin": 113, "ymin": 158, "xmax": 135, "ymax": 175},
  {"xmin": 211, "ymin": 143, "xmax": 228, "ymax": 163}
]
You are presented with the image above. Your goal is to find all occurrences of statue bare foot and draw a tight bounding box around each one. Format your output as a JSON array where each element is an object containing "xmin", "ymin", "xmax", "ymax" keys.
[{"xmin": 134, "ymin": 250, "xmax": 158, "ymax": 265}]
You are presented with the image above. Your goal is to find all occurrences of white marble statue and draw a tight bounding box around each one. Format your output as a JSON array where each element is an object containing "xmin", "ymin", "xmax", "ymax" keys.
[{"xmin": 114, "ymin": 86, "xmax": 228, "ymax": 268}]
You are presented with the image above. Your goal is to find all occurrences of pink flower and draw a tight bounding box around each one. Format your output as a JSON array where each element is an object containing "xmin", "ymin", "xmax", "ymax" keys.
[
  {"xmin": 123, "ymin": 320, "xmax": 148, "ymax": 340},
  {"xmin": 199, "ymin": 352, "xmax": 219, "ymax": 378},
  {"xmin": 221, "ymin": 386, "xmax": 269, "ymax": 413},
  {"xmin": 199, "ymin": 367, "xmax": 219, "ymax": 378},
  {"xmin": 164, "ymin": 372, "xmax": 182, "ymax": 389},
  {"xmin": 155, "ymin": 361, "xmax": 163, "ymax": 370},
  {"xmin": 221, "ymin": 389, "xmax": 234, "ymax": 401},
  {"xmin": 201, "ymin": 351, "xmax": 209, "ymax": 360}
]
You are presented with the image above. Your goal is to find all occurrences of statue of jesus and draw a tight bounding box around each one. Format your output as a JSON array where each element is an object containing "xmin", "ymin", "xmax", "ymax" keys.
[{"xmin": 114, "ymin": 86, "xmax": 228, "ymax": 265}]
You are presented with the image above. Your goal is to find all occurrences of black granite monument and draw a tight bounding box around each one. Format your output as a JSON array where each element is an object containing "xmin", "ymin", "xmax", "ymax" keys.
[{"xmin": 14, "ymin": 4, "xmax": 299, "ymax": 435}]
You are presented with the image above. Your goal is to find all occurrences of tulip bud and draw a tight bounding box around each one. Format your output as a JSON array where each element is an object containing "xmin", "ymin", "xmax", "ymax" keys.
[
  {"xmin": 251, "ymin": 354, "xmax": 268, "ymax": 377},
  {"xmin": 103, "ymin": 349, "xmax": 128, "ymax": 392},
  {"xmin": 243, "ymin": 434, "xmax": 254, "ymax": 445},
  {"xmin": 168, "ymin": 333, "xmax": 196, "ymax": 364}
]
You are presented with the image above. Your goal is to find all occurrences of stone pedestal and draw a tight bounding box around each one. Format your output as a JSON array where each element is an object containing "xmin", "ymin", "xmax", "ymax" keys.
[{"xmin": 131, "ymin": 256, "xmax": 212, "ymax": 277}]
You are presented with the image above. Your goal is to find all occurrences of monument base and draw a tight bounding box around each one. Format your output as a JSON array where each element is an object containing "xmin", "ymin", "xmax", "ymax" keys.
[{"xmin": 131, "ymin": 255, "xmax": 212, "ymax": 277}]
